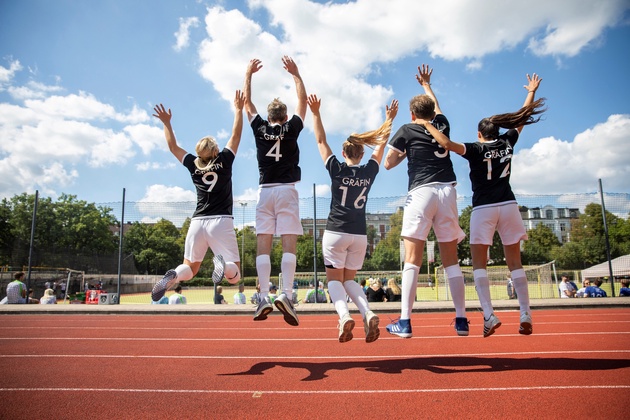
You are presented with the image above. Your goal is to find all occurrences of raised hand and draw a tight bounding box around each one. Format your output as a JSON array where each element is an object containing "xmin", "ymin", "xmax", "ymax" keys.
[
  {"xmin": 386, "ymin": 99, "xmax": 399, "ymax": 121},
  {"xmin": 152, "ymin": 104, "xmax": 172, "ymax": 125},
  {"xmin": 234, "ymin": 90, "xmax": 245, "ymax": 110},
  {"xmin": 307, "ymin": 94, "xmax": 321, "ymax": 114},
  {"xmin": 524, "ymin": 73, "xmax": 542, "ymax": 93},
  {"xmin": 415, "ymin": 64, "xmax": 433, "ymax": 86},
  {"xmin": 247, "ymin": 59, "xmax": 263, "ymax": 75},
  {"xmin": 282, "ymin": 55, "xmax": 300, "ymax": 76}
]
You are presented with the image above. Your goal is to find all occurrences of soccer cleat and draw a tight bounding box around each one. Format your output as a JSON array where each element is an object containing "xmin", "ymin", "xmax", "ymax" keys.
[
  {"xmin": 151, "ymin": 269, "xmax": 177, "ymax": 302},
  {"xmin": 211, "ymin": 254, "xmax": 225, "ymax": 284},
  {"xmin": 386, "ymin": 318, "xmax": 412, "ymax": 338},
  {"xmin": 519, "ymin": 311, "xmax": 533, "ymax": 335},
  {"xmin": 483, "ymin": 313, "xmax": 502, "ymax": 338},
  {"xmin": 253, "ymin": 296, "xmax": 273, "ymax": 321},
  {"xmin": 273, "ymin": 292, "xmax": 299, "ymax": 326},
  {"xmin": 363, "ymin": 310, "xmax": 380, "ymax": 343},
  {"xmin": 338, "ymin": 314, "xmax": 355, "ymax": 343},
  {"xmin": 453, "ymin": 317, "xmax": 470, "ymax": 336}
]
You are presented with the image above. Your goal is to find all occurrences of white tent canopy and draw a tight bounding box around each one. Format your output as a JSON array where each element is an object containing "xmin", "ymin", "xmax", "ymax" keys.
[{"xmin": 580, "ymin": 255, "xmax": 630, "ymax": 280}]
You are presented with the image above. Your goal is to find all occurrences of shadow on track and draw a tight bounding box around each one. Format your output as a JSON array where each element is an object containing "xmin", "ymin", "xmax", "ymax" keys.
[{"xmin": 219, "ymin": 356, "xmax": 630, "ymax": 381}]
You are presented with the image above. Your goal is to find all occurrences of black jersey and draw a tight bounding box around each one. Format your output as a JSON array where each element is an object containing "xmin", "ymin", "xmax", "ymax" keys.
[
  {"xmin": 182, "ymin": 148, "xmax": 235, "ymax": 218},
  {"xmin": 251, "ymin": 114, "xmax": 303, "ymax": 185},
  {"xmin": 325, "ymin": 156, "xmax": 379, "ymax": 235},
  {"xmin": 388, "ymin": 114, "xmax": 456, "ymax": 192},
  {"xmin": 462, "ymin": 129, "xmax": 519, "ymax": 208}
]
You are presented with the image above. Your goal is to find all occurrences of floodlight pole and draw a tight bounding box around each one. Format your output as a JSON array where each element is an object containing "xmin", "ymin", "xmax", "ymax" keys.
[{"xmin": 25, "ymin": 190, "xmax": 38, "ymax": 303}]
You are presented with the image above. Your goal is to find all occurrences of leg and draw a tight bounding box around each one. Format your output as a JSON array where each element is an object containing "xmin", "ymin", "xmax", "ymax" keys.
[
  {"xmin": 280, "ymin": 234, "xmax": 298, "ymax": 299},
  {"xmin": 471, "ymin": 243, "xmax": 501, "ymax": 337},
  {"xmin": 327, "ymin": 270, "xmax": 354, "ymax": 343},
  {"xmin": 504, "ymin": 242, "xmax": 532, "ymax": 334},
  {"xmin": 387, "ymin": 237, "xmax": 422, "ymax": 338},
  {"xmin": 256, "ymin": 234, "xmax": 273, "ymax": 296}
]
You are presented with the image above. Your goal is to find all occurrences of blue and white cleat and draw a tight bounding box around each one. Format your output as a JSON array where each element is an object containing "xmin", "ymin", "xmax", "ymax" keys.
[
  {"xmin": 386, "ymin": 318, "xmax": 412, "ymax": 338},
  {"xmin": 212, "ymin": 254, "xmax": 225, "ymax": 284},
  {"xmin": 151, "ymin": 269, "xmax": 177, "ymax": 302}
]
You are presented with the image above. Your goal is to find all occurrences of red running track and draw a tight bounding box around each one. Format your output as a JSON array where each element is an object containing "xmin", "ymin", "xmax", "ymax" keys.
[{"xmin": 1, "ymin": 308, "xmax": 629, "ymax": 419}]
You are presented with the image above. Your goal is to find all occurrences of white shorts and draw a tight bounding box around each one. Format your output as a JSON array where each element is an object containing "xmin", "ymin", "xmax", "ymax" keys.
[
  {"xmin": 470, "ymin": 202, "xmax": 528, "ymax": 245},
  {"xmin": 401, "ymin": 183, "xmax": 465, "ymax": 243},
  {"xmin": 256, "ymin": 184, "xmax": 303, "ymax": 236},
  {"xmin": 322, "ymin": 230, "xmax": 368, "ymax": 270},
  {"xmin": 184, "ymin": 216, "xmax": 240, "ymax": 263}
]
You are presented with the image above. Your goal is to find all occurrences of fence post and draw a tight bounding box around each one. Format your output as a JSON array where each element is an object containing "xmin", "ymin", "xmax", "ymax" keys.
[
  {"xmin": 25, "ymin": 190, "xmax": 38, "ymax": 303},
  {"xmin": 116, "ymin": 188, "xmax": 126, "ymax": 303},
  {"xmin": 598, "ymin": 179, "xmax": 616, "ymax": 297},
  {"xmin": 313, "ymin": 184, "xmax": 319, "ymax": 291}
]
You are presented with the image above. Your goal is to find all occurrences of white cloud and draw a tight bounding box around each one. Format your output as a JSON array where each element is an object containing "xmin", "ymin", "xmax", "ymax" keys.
[
  {"xmin": 196, "ymin": 0, "xmax": 629, "ymax": 136},
  {"xmin": 315, "ymin": 183, "xmax": 330, "ymax": 197},
  {"xmin": 136, "ymin": 184, "xmax": 196, "ymax": 226},
  {"xmin": 512, "ymin": 114, "xmax": 630, "ymax": 194},
  {"xmin": 234, "ymin": 187, "xmax": 258, "ymax": 201},
  {"xmin": 0, "ymin": 68, "xmax": 155, "ymax": 199},
  {"xmin": 0, "ymin": 59, "xmax": 22, "ymax": 84},
  {"xmin": 136, "ymin": 161, "xmax": 176, "ymax": 171},
  {"xmin": 173, "ymin": 16, "xmax": 200, "ymax": 51}
]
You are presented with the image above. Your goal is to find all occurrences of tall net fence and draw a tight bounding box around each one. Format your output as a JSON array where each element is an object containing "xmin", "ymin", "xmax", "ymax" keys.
[{"xmin": 2, "ymin": 191, "xmax": 629, "ymax": 304}]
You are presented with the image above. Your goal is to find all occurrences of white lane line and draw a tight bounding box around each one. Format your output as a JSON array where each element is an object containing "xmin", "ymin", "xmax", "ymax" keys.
[
  {"xmin": 1, "ymin": 350, "xmax": 629, "ymax": 360},
  {"xmin": 1, "ymin": 331, "xmax": 629, "ymax": 341},
  {"xmin": 0, "ymin": 385, "xmax": 629, "ymax": 395}
]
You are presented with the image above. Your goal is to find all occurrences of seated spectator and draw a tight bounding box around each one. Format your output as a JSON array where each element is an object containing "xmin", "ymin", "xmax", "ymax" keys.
[
  {"xmin": 214, "ymin": 285, "xmax": 227, "ymax": 304},
  {"xmin": 151, "ymin": 296, "xmax": 169, "ymax": 304},
  {"xmin": 234, "ymin": 283, "xmax": 246, "ymax": 304},
  {"xmin": 584, "ymin": 279, "xmax": 608, "ymax": 298},
  {"xmin": 250, "ymin": 283, "xmax": 262, "ymax": 305},
  {"xmin": 506, "ymin": 274, "xmax": 517, "ymax": 299},
  {"xmin": 6, "ymin": 272, "xmax": 28, "ymax": 304},
  {"xmin": 366, "ymin": 278, "xmax": 385, "ymax": 302},
  {"xmin": 40, "ymin": 289, "xmax": 57, "ymax": 304},
  {"xmin": 169, "ymin": 284, "xmax": 187, "ymax": 304},
  {"xmin": 303, "ymin": 283, "xmax": 327, "ymax": 303},
  {"xmin": 360, "ymin": 278, "xmax": 368, "ymax": 294},
  {"xmin": 559, "ymin": 275, "xmax": 576, "ymax": 298},
  {"xmin": 576, "ymin": 280, "xmax": 590, "ymax": 298},
  {"xmin": 620, "ymin": 279, "xmax": 630, "ymax": 297},
  {"xmin": 27, "ymin": 289, "xmax": 40, "ymax": 304},
  {"xmin": 385, "ymin": 278, "xmax": 402, "ymax": 302}
]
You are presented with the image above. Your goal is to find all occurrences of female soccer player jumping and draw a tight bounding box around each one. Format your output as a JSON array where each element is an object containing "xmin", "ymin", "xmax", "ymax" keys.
[
  {"xmin": 308, "ymin": 94, "xmax": 398, "ymax": 343},
  {"xmin": 419, "ymin": 73, "xmax": 545, "ymax": 337}
]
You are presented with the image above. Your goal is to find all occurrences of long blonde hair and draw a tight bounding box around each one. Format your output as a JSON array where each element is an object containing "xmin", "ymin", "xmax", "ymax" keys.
[
  {"xmin": 387, "ymin": 278, "xmax": 401, "ymax": 295},
  {"xmin": 343, "ymin": 118, "xmax": 393, "ymax": 160}
]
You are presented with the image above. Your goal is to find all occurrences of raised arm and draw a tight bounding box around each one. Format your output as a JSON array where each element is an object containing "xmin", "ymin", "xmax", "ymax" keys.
[
  {"xmin": 418, "ymin": 118, "xmax": 465, "ymax": 156},
  {"xmin": 306, "ymin": 94, "xmax": 332, "ymax": 163},
  {"xmin": 371, "ymin": 99, "xmax": 399, "ymax": 165},
  {"xmin": 283, "ymin": 56, "xmax": 307, "ymax": 121},
  {"xmin": 152, "ymin": 104, "xmax": 187, "ymax": 162},
  {"xmin": 416, "ymin": 64, "xmax": 442, "ymax": 116},
  {"xmin": 243, "ymin": 59, "xmax": 262, "ymax": 121},
  {"xmin": 517, "ymin": 73, "xmax": 542, "ymax": 133},
  {"xmin": 226, "ymin": 90, "xmax": 246, "ymax": 154}
]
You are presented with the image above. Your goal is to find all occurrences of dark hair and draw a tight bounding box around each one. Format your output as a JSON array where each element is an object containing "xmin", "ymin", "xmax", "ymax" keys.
[
  {"xmin": 14, "ymin": 272, "xmax": 25, "ymax": 280},
  {"xmin": 478, "ymin": 98, "xmax": 546, "ymax": 140},
  {"xmin": 174, "ymin": 285, "xmax": 182, "ymax": 293}
]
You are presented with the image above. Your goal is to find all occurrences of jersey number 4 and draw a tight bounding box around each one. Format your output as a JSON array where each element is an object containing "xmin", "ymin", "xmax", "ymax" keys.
[{"xmin": 266, "ymin": 140, "xmax": 283, "ymax": 162}]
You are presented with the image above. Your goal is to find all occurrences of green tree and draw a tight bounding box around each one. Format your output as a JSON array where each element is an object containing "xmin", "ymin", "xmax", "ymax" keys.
[
  {"xmin": 569, "ymin": 202, "xmax": 625, "ymax": 266},
  {"xmin": 124, "ymin": 219, "xmax": 182, "ymax": 274},
  {"xmin": 550, "ymin": 242, "xmax": 584, "ymax": 269},
  {"xmin": 522, "ymin": 223, "xmax": 561, "ymax": 264}
]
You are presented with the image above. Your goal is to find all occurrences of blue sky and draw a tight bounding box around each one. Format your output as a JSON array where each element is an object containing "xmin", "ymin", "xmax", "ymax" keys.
[{"xmin": 1, "ymin": 0, "xmax": 629, "ymax": 221}]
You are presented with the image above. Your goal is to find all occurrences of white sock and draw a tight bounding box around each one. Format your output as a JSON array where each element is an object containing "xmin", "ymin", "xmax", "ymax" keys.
[
  {"xmin": 174, "ymin": 264, "xmax": 193, "ymax": 281},
  {"xmin": 328, "ymin": 280, "xmax": 349, "ymax": 318},
  {"xmin": 473, "ymin": 269, "xmax": 494, "ymax": 319},
  {"xmin": 511, "ymin": 268, "xmax": 530, "ymax": 314},
  {"xmin": 343, "ymin": 280, "xmax": 369, "ymax": 317},
  {"xmin": 401, "ymin": 263, "xmax": 420, "ymax": 320},
  {"xmin": 445, "ymin": 264, "xmax": 466, "ymax": 318},
  {"xmin": 256, "ymin": 254, "xmax": 271, "ymax": 299},
  {"xmin": 280, "ymin": 253, "xmax": 296, "ymax": 300},
  {"xmin": 224, "ymin": 262, "xmax": 241, "ymax": 284}
]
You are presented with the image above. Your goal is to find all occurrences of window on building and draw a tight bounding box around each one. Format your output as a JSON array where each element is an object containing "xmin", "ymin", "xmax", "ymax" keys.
[
  {"xmin": 546, "ymin": 210, "xmax": 553, "ymax": 219},
  {"xmin": 558, "ymin": 209, "xmax": 565, "ymax": 218},
  {"xmin": 533, "ymin": 210, "xmax": 541, "ymax": 219}
]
